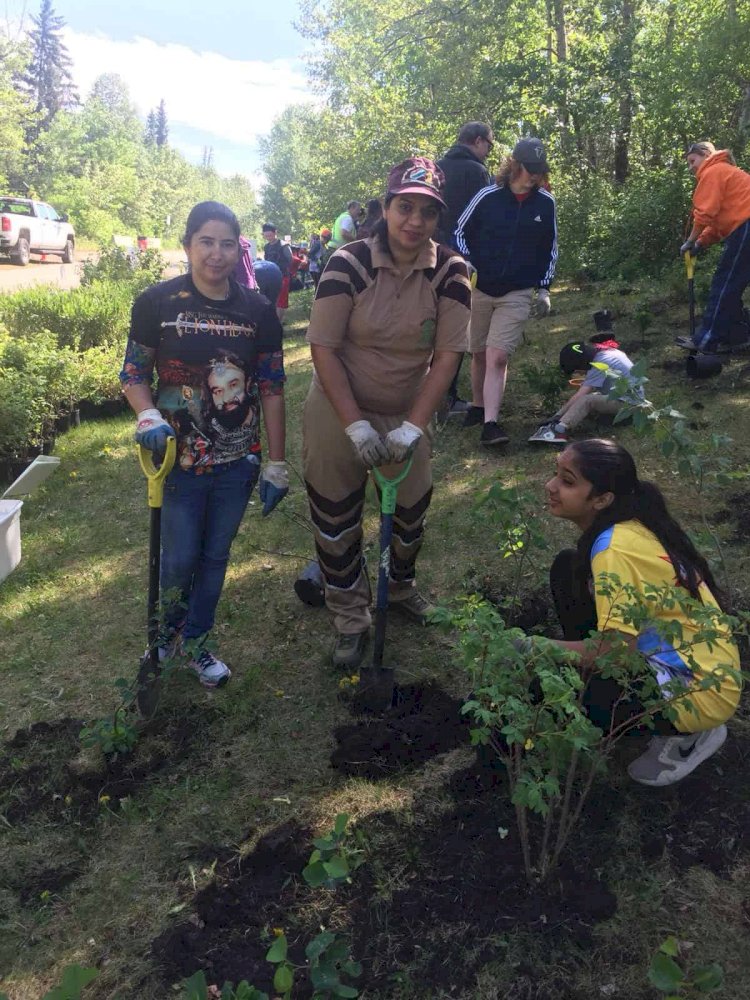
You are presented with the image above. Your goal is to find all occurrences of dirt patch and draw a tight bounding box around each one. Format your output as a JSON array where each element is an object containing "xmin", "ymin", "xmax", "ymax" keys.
[
  {"xmin": 0, "ymin": 708, "xmax": 201, "ymax": 826},
  {"xmin": 151, "ymin": 821, "xmax": 311, "ymax": 994},
  {"xmin": 151, "ymin": 749, "xmax": 619, "ymax": 997},
  {"xmin": 148, "ymin": 680, "xmax": 622, "ymax": 996},
  {"xmin": 708, "ymin": 490, "xmax": 750, "ymax": 545},
  {"xmin": 331, "ymin": 683, "xmax": 469, "ymax": 779},
  {"xmin": 475, "ymin": 582, "xmax": 561, "ymax": 637},
  {"xmin": 636, "ymin": 725, "xmax": 750, "ymax": 874}
]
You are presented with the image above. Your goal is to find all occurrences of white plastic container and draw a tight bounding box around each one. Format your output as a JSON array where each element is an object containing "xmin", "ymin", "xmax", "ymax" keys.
[{"xmin": 0, "ymin": 498, "xmax": 23, "ymax": 583}]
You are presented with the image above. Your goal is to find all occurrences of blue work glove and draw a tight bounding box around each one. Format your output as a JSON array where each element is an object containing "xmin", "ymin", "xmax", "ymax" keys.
[
  {"xmin": 680, "ymin": 240, "xmax": 704, "ymax": 257},
  {"xmin": 259, "ymin": 460, "xmax": 289, "ymax": 516},
  {"xmin": 135, "ymin": 408, "xmax": 175, "ymax": 458}
]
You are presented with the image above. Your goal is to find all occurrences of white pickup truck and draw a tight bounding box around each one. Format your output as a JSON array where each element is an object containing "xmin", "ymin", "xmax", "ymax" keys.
[{"xmin": 0, "ymin": 197, "xmax": 75, "ymax": 266}]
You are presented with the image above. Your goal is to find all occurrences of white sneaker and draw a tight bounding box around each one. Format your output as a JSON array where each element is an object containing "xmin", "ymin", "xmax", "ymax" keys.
[
  {"xmin": 187, "ymin": 648, "xmax": 232, "ymax": 689},
  {"xmin": 627, "ymin": 725, "xmax": 727, "ymax": 787}
]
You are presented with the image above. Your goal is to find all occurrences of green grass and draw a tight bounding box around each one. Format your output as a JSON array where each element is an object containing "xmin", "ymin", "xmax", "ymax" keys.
[{"xmin": 2, "ymin": 281, "xmax": 750, "ymax": 998}]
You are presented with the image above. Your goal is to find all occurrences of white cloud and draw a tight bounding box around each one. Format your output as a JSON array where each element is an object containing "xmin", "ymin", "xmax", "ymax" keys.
[{"xmin": 62, "ymin": 28, "xmax": 314, "ymax": 148}]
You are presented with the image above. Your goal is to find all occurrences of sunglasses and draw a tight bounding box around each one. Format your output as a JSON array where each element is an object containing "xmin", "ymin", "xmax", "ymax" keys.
[{"xmin": 482, "ymin": 136, "xmax": 494, "ymax": 151}]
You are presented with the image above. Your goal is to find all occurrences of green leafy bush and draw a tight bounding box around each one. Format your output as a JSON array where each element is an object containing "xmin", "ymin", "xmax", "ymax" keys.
[
  {"xmin": 81, "ymin": 244, "xmax": 166, "ymax": 295},
  {"xmin": 0, "ymin": 328, "xmax": 82, "ymax": 456},
  {"xmin": 557, "ymin": 169, "xmax": 691, "ymax": 281},
  {"xmin": 0, "ymin": 281, "xmax": 133, "ymax": 350}
]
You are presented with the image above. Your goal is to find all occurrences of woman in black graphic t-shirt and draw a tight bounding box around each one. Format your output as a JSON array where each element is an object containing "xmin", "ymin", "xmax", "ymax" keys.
[{"xmin": 120, "ymin": 201, "xmax": 287, "ymax": 689}]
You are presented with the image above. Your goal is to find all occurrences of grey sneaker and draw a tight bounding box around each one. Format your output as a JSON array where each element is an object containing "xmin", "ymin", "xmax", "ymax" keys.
[
  {"xmin": 627, "ymin": 724, "xmax": 727, "ymax": 787},
  {"xmin": 187, "ymin": 648, "xmax": 232, "ymax": 689},
  {"xmin": 448, "ymin": 398, "xmax": 471, "ymax": 417},
  {"xmin": 528, "ymin": 422, "xmax": 568, "ymax": 444},
  {"xmin": 332, "ymin": 630, "xmax": 369, "ymax": 671},
  {"xmin": 388, "ymin": 590, "xmax": 437, "ymax": 626}
]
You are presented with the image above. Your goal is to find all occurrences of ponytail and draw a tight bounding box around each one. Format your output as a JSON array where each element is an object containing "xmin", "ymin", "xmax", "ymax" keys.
[{"xmin": 570, "ymin": 440, "xmax": 723, "ymax": 606}]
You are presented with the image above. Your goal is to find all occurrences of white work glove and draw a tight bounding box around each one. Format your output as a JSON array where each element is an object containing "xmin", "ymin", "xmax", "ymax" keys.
[
  {"xmin": 135, "ymin": 407, "xmax": 175, "ymax": 458},
  {"xmin": 534, "ymin": 288, "xmax": 551, "ymax": 318},
  {"xmin": 259, "ymin": 460, "xmax": 289, "ymax": 516},
  {"xmin": 385, "ymin": 421, "xmax": 422, "ymax": 463},
  {"xmin": 344, "ymin": 420, "xmax": 390, "ymax": 467}
]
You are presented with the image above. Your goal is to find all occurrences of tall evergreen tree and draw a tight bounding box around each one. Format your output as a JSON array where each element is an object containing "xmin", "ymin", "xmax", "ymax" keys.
[
  {"xmin": 144, "ymin": 108, "xmax": 157, "ymax": 146},
  {"xmin": 155, "ymin": 98, "xmax": 168, "ymax": 147},
  {"xmin": 23, "ymin": 0, "xmax": 77, "ymax": 131}
]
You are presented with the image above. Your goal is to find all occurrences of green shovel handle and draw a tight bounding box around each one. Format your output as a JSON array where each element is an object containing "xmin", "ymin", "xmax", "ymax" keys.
[{"xmin": 373, "ymin": 456, "xmax": 414, "ymax": 515}]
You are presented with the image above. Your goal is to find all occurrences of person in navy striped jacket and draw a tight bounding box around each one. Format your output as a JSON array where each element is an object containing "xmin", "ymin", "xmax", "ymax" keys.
[{"xmin": 454, "ymin": 138, "xmax": 557, "ymax": 446}]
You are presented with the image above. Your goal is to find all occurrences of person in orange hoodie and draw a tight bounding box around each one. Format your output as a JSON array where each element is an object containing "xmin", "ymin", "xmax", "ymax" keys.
[{"xmin": 676, "ymin": 141, "xmax": 750, "ymax": 351}]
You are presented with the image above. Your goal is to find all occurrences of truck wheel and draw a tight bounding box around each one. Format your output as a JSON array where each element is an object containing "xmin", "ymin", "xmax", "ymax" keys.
[
  {"xmin": 62, "ymin": 238, "xmax": 74, "ymax": 264},
  {"xmin": 12, "ymin": 237, "xmax": 30, "ymax": 266}
]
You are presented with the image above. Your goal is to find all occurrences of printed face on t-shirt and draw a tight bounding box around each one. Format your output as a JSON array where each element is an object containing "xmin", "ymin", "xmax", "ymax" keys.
[{"xmin": 206, "ymin": 360, "xmax": 251, "ymax": 429}]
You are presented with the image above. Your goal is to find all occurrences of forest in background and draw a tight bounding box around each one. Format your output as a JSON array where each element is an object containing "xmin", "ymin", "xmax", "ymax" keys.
[
  {"xmin": 2, "ymin": 0, "xmax": 750, "ymax": 275},
  {"xmin": 260, "ymin": 0, "xmax": 750, "ymax": 279}
]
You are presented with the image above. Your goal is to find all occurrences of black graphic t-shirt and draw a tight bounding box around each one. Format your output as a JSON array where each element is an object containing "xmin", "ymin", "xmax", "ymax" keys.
[{"xmin": 120, "ymin": 274, "xmax": 285, "ymax": 471}]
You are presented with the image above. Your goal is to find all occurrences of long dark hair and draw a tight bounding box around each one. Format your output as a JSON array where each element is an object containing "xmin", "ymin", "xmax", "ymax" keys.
[
  {"xmin": 358, "ymin": 198, "xmax": 383, "ymax": 238},
  {"xmin": 570, "ymin": 439, "xmax": 722, "ymax": 604},
  {"xmin": 372, "ymin": 193, "xmax": 396, "ymax": 255}
]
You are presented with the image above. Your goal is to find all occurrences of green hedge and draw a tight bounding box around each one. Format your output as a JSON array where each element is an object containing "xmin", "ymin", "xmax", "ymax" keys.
[{"xmin": 0, "ymin": 282, "xmax": 133, "ymax": 351}]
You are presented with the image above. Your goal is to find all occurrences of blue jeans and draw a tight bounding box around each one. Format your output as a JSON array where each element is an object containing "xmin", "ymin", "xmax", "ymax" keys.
[{"xmin": 160, "ymin": 456, "xmax": 259, "ymax": 641}]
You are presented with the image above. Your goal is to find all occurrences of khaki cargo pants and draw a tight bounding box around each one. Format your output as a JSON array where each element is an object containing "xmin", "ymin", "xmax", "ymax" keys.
[{"xmin": 302, "ymin": 383, "xmax": 433, "ymax": 635}]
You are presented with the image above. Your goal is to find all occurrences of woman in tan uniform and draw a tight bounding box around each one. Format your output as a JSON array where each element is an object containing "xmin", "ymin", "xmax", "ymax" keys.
[{"xmin": 303, "ymin": 156, "xmax": 472, "ymax": 670}]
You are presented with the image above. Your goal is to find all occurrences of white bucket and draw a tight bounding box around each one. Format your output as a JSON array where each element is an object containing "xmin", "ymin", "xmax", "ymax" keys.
[{"xmin": 0, "ymin": 498, "xmax": 23, "ymax": 583}]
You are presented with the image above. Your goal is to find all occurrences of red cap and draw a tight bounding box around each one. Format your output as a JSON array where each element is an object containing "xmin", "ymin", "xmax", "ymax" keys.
[{"xmin": 386, "ymin": 156, "xmax": 447, "ymax": 208}]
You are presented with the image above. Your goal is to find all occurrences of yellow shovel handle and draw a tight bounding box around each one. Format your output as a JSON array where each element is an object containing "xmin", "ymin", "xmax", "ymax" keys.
[
  {"xmin": 138, "ymin": 436, "xmax": 176, "ymax": 508},
  {"xmin": 684, "ymin": 250, "xmax": 696, "ymax": 281}
]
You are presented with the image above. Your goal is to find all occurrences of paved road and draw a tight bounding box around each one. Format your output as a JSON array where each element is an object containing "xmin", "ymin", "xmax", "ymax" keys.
[
  {"xmin": 0, "ymin": 249, "xmax": 185, "ymax": 295},
  {"xmin": 0, "ymin": 256, "xmax": 85, "ymax": 293}
]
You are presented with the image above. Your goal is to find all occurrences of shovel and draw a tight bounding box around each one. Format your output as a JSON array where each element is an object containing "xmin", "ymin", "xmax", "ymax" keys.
[
  {"xmin": 685, "ymin": 250, "xmax": 696, "ymax": 342},
  {"xmin": 136, "ymin": 437, "xmax": 176, "ymax": 717},
  {"xmin": 357, "ymin": 456, "xmax": 413, "ymax": 712}
]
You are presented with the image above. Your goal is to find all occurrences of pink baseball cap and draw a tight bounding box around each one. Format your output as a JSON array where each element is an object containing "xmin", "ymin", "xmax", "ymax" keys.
[{"xmin": 386, "ymin": 156, "xmax": 447, "ymax": 208}]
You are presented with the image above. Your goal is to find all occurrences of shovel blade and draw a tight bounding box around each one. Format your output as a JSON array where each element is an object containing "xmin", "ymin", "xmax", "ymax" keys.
[
  {"xmin": 136, "ymin": 652, "xmax": 162, "ymax": 718},
  {"xmin": 355, "ymin": 665, "xmax": 396, "ymax": 713}
]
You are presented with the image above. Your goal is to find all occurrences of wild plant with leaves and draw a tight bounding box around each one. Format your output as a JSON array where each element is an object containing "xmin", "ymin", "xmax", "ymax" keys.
[{"xmin": 438, "ymin": 572, "xmax": 744, "ymax": 884}]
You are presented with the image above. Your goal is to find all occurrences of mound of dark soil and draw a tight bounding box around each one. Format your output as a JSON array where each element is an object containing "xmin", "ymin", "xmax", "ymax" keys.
[
  {"xmin": 0, "ymin": 709, "xmax": 200, "ymax": 826},
  {"xmin": 331, "ymin": 683, "xmax": 469, "ymax": 779},
  {"xmin": 151, "ymin": 751, "xmax": 619, "ymax": 997},
  {"xmin": 151, "ymin": 821, "xmax": 311, "ymax": 994}
]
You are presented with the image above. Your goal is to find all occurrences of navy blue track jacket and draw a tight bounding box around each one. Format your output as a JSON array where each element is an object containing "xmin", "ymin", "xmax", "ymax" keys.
[{"xmin": 454, "ymin": 183, "xmax": 557, "ymax": 297}]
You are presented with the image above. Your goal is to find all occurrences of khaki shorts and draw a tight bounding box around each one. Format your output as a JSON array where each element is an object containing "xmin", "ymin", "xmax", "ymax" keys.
[{"xmin": 469, "ymin": 287, "xmax": 534, "ymax": 354}]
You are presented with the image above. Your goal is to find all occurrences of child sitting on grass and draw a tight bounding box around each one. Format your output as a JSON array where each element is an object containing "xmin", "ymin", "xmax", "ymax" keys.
[{"xmin": 529, "ymin": 334, "xmax": 645, "ymax": 444}]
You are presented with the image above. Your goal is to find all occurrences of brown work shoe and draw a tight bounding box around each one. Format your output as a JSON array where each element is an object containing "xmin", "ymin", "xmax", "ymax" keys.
[
  {"xmin": 331, "ymin": 630, "xmax": 369, "ymax": 670},
  {"xmin": 388, "ymin": 591, "xmax": 437, "ymax": 626}
]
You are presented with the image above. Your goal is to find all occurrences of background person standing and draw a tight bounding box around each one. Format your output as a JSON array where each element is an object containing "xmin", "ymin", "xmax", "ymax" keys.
[
  {"xmin": 262, "ymin": 222, "xmax": 294, "ymax": 323},
  {"xmin": 676, "ymin": 141, "xmax": 750, "ymax": 352},
  {"xmin": 436, "ymin": 121, "xmax": 495, "ymax": 415},
  {"xmin": 455, "ymin": 137, "xmax": 557, "ymax": 446},
  {"xmin": 329, "ymin": 201, "xmax": 361, "ymax": 250}
]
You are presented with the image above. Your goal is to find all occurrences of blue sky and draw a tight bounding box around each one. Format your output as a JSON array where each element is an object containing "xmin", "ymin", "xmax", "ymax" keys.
[{"xmin": 10, "ymin": 0, "xmax": 316, "ymax": 180}]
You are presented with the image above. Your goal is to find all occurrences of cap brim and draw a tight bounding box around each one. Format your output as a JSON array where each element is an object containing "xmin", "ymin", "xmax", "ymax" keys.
[
  {"xmin": 390, "ymin": 184, "xmax": 447, "ymax": 209},
  {"xmin": 521, "ymin": 163, "xmax": 548, "ymax": 174}
]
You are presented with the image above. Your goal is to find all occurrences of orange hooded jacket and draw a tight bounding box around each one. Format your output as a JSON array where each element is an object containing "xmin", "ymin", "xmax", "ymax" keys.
[{"xmin": 693, "ymin": 150, "xmax": 750, "ymax": 247}]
